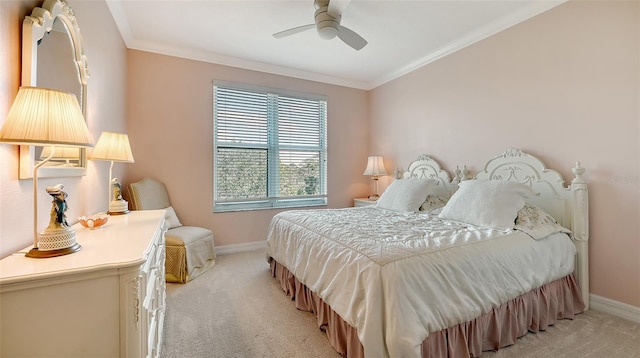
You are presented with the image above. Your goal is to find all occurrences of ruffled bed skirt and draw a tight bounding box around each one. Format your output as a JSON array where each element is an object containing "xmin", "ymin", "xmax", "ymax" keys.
[{"xmin": 269, "ymin": 259, "xmax": 585, "ymax": 358}]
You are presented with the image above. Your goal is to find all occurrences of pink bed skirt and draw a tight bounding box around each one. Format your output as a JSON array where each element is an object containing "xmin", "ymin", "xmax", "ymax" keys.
[{"xmin": 269, "ymin": 259, "xmax": 585, "ymax": 358}]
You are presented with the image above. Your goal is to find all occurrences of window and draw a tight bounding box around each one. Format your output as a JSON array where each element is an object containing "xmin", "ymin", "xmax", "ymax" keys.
[{"xmin": 213, "ymin": 82, "xmax": 327, "ymax": 212}]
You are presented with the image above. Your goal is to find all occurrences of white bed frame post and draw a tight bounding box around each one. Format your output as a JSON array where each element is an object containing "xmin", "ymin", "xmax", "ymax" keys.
[{"xmin": 570, "ymin": 162, "xmax": 590, "ymax": 310}]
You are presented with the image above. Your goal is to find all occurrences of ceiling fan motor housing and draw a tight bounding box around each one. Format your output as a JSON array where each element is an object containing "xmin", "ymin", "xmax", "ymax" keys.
[{"xmin": 314, "ymin": 5, "xmax": 340, "ymax": 39}]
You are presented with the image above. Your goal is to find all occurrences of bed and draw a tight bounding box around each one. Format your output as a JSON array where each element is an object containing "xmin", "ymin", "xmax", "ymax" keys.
[{"xmin": 266, "ymin": 148, "xmax": 589, "ymax": 357}]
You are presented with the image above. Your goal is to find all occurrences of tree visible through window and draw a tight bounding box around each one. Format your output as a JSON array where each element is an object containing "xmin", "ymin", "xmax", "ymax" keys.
[{"xmin": 213, "ymin": 82, "xmax": 327, "ymax": 212}]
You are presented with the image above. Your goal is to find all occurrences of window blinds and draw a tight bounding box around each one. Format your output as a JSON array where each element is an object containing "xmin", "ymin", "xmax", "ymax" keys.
[{"xmin": 214, "ymin": 83, "xmax": 327, "ymax": 211}]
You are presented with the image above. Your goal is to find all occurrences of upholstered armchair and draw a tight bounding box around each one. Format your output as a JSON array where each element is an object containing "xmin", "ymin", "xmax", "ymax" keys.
[{"xmin": 128, "ymin": 178, "xmax": 216, "ymax": 283}]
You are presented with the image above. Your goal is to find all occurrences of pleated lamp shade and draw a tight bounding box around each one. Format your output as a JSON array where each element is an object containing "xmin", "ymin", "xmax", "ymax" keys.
[
  {"xmin": 90, "ymin": 131, "xmax": 135, "ymax": 163},
  {"xmin": 363, "ymin": 156, "xmax": 388, "ymax": 176},
  {"xmin": 0, "ymin": 87, "xmax": 92, "ymax": 147}
]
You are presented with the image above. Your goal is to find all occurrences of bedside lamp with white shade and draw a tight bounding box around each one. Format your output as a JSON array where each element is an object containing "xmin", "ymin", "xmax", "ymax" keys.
[
  {"xmin": 0, "ymin": 87, "xmax": 93, "ymax": 258},
  {"xmin": 90, "ymin": 131, "xmax": 135, "ymax": 214},
  {"xmin": 363, "ymin": 155, "xmax": 388, "ymax": 200}
]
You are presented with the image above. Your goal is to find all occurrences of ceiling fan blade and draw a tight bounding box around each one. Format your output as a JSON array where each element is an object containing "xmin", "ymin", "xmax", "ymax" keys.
[
  {"xmin": 273, "ymin": 24, "xmax": 315, "ymax": 39},
  {"xmin": 337, "ymin": 25, "xmax": 367, "ymax": 50},
  {"xmin": 327, "ymin": 0, "xmax": 352, "ymax": 18}
]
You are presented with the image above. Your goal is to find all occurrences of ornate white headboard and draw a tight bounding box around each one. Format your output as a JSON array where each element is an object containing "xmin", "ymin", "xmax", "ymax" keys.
[
  {"xmin": 401, "ymin": 154, "xmax": 456, "ymax": 197},
  {"xmin": 474, "ymin": 148, "xmax": 589, "ymax": 309}
]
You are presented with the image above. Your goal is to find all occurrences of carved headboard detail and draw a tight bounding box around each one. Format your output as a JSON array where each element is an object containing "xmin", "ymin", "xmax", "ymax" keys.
[{"xmin": 401, "ymin": 154, "xmax": 456, "ymax": 197}]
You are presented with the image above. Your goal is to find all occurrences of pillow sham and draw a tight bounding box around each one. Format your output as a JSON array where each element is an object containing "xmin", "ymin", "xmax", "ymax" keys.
[
  {"xmin": 419, "ymin": 195, "xmax": 448, "ymax": 213},
  {"xmin": 514, "ymin": 203, "xmax": 571, "ymax": 240},
  {"xmin": 164, "ymin": 206, "xmax": 183, "ymax": 229},
  {"xmin": 376, "ymin": 178, "xmax": 437, "ymax": 212},
  {"xmin": 439, "ymin": 180, "xmax": 536, "ymax": 229}
]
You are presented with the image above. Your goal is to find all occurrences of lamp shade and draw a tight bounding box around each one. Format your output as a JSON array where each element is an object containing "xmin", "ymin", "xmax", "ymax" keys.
[
  {"xmin": 363, "ymin": 155, "xmax": 387, "ymax": 176},
  {"xmin": 0, "ymin": 87, "xmax": 92, "ymax": 147},
  {"xmin": 90, "ymin": 131, "xmax": 135, "ymax": 163}
]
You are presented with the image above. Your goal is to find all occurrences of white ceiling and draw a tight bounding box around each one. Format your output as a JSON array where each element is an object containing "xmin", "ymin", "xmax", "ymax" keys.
[{"xmin": 105, "ymin": 0, "xmax": 565, "ymax": 90}]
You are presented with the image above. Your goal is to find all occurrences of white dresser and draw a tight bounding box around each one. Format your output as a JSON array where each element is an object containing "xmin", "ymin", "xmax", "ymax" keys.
[{"xmin": 0, "ymin": 210, "xmax": 166, "ymax": 358}]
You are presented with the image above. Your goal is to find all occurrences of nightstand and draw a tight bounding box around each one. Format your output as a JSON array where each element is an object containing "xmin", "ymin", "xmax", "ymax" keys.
[{"xmin": 354, "ymin": 198, "xmax": 377, "ymax": 207}]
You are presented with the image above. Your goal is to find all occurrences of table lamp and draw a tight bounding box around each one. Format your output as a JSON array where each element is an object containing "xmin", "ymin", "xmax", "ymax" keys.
[
  {"xmin": 0, "ymin": 87, "xmax": 93, "ymax": 258},
  {"xmin": 363, "ymin": 155, "xmax": 387, "ymax": 200},
  {"xmin": 90, "ymin": 131, "xmax": 135, "ymax": 214}
]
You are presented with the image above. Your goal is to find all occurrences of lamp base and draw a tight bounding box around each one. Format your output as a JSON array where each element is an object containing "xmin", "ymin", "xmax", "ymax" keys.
[
  {"xmin": 108, "ymin": 199, "xmax": 129, "ymax": 215},
  {"xmin": 26, "ymin": 243, "xmax": 82, "ymax": 258},
  {"xmin": 26, "ymin": 226, "xmax": 82, "ymax": 258},
  {"xmin": 368, "ymin": 194, "xmax": 380, "ymax": 200}
]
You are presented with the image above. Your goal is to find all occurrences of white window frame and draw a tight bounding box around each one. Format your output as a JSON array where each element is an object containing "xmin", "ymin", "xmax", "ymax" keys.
[{"xmin": 213, "ymin": 81, "xmax": 328, "ymax": 212}]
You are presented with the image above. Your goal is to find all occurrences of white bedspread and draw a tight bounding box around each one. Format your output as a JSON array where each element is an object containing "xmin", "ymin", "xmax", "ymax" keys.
[{"xmin": 266, "ymin": 206, "xmax": 576, "ymax": 358}]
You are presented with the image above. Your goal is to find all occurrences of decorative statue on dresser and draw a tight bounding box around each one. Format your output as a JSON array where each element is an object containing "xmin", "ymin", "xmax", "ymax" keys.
[
  {"xmin": 46, "ymin": 184, "xmax": 70, "ymax": 229},
  {"xmin": 112, "ymin": 178, "xmax": 123, "ymax": 201},
  {"xmin": 34, "ymin": 183, "xmax": 81, "ymax": 257},
  {"xmin": 108, "ymin": 178, "xmax": 130, "ymax": 214}
]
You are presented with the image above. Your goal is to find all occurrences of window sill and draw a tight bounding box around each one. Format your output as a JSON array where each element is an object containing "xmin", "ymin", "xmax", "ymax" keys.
[{"xmin": 214, "ymin": 199, "xmax": 327, "ymax": 213}]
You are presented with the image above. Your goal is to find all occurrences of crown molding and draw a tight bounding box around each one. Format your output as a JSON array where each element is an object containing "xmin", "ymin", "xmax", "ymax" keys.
[{"xmin": 107, "ymin": 0, "xmax": 565, "ymax": 91}]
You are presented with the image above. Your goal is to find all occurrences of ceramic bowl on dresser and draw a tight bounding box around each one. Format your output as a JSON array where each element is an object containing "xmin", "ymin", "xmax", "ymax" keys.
[{"xmin": 78, "ymin": 213, "xmax": 109, "ymax": 229}]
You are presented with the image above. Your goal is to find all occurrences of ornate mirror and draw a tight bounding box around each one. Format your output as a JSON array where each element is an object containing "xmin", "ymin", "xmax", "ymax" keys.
[{"xmin": 19, "ymin": 0, "xmax": 89, "ymax": 179}]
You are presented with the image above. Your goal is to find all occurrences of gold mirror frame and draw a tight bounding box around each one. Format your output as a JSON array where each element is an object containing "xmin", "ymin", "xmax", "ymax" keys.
[{"xmin": 19, "ymin": 0, "xmax": 89, "ymax": 179}]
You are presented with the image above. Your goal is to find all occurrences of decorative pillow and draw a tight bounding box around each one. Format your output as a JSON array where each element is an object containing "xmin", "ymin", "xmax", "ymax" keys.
[
  {"xmin": 376, "ymin": 178, "xmax": 437, "ymax": 212},
  {"xmin": 419, "ymin": 195, "xmax": 448, "ymax": 213},
  {"xmin": 515, "ymin": 203, "xmax": 571, "ymax": 240},
  {"xmin": 164, "ymin": 206, "xmax": 183, "ymax": 229},
  {"xmin": 439, "ymin": 180, "xmax": 536, "ymax": 229}
]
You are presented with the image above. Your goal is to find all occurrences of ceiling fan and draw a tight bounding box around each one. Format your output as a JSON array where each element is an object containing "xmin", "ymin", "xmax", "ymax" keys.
[{"xmin": 273, "ymin": 0, "xmax": 368, "ymax": 51}]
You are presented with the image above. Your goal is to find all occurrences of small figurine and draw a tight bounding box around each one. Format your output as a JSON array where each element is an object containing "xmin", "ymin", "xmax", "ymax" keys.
[
  {"xmin": 46, "ymin": 184, "xmax": 70, "ymax": 229},
  {"xmin": 112, "ymin": 178, "xmax": 123, "ymax": 201},
  {"xmin": 108, "ymin": 178, "xmax": 130, "ymax": 214}
]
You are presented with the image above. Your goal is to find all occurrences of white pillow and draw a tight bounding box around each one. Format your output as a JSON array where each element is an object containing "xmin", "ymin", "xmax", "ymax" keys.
[
  {"xmin": 439, "ymin": 180, "xmax": 536, "ymax": 229},
  {"xmin": 514, "ymin": 203, "xmax": 571, "ymax": 240},
  {"xmin": 376, "ymin": 178, "xmax": 437, "ymax": 212},
  {"xmin": 164, "ymin": 206, "xmax": 183, "ymax": 229}
]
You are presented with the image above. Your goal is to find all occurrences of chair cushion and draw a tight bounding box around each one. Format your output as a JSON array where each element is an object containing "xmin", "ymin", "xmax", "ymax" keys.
[
  {"xmin": 165, "ymin": 225, "xmax": 216, "ymax": 283},
  {"xmin": 166, "ymin": 226, "xmax": 213, "ymax": 246},
  {"xmin": 164, "ymin": 206, "xmax": 182, "ymax": 229},
  {"xmin": 128, "ymin": 178, "xmax": 171, "ymax": 210}
]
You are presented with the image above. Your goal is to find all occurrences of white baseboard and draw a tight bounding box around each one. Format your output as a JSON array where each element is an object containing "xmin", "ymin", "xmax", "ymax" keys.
[
  {"xmin": 590, "ymin": 294, "xmax": 640, "ymax": 324},
  {"xmin": 216, "ymin": 240, "xmax": 266, "ymax": 255}
]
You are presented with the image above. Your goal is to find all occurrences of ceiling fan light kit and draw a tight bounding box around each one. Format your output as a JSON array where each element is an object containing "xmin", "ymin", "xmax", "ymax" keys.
[
  {"xmin": 274, "ymin": 0, "xmax": 367, "ymax": 51},
  {"xmin": 315, "ymin": 7, "xmax": 339, "ymax": 40}
]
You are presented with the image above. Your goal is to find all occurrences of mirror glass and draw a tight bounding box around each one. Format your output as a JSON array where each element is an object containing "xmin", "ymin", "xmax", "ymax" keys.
[
  {"xmin": 20, "ymin": 0, "xmax": 89, "ymax": 179},
  {"xmin": 34, "ymin": 18, "xmax": 81, "ymax": 167}
]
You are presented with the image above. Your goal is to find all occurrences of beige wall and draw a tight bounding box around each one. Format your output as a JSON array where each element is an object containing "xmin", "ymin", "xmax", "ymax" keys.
[
  {"xmin": 0, "ymin": 0, "xmax": 128, "ymax": 257},
  {"xmin": 370, "ymin": 1, "xmax": 640, "ymax": 307},
  {"xmin": 123, "ymin": 50, "xmax": 370, "ymax": 248}
]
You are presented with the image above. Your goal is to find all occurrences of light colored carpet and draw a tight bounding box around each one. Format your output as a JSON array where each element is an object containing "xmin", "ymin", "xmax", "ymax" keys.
[{"xmin": 161, "ymin": 249, "xmax": 640, "ymax": 358}]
